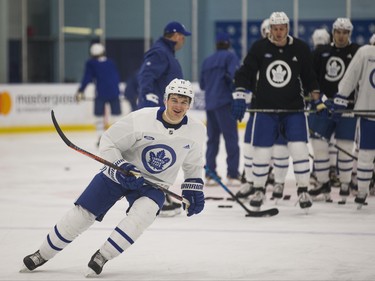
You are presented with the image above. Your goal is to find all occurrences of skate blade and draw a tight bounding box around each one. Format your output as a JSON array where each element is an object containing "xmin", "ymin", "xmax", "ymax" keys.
[
  {"xmin": 84, "ymin": 267, "xmax": 99, "ymax": 278},
  {"xmin": 19, "ymin": 264, "xmax": 31, "ymax": 273}
]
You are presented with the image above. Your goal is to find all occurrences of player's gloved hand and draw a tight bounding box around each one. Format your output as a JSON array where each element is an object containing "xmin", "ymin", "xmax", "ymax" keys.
[
  {"xmin": 142, "ymin": 93, "xmax": 159, "ymax": 107},
  {"xmin": 311, "ymin": 93, "xmax": 332, "ymax": 117},
  {"xmin": 75, "ymin": 91, "xmax": 85, "ymax": 102},
  {"xmin": 331, "ymin": 94, "xmax": 348, "ymax": 123},
  {"xmin": 106, "ymin": 159, "xmax": 144, "ymax": 190},
  {"xmin": 231, "ymin": 88, "xmax": 252, "ymax": 122},
  {"xmin": 181, "ymin": 178, "xmax": 205, "ymax": 217}
]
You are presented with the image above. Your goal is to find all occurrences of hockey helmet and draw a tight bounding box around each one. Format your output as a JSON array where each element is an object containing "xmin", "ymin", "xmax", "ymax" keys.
[
  {"xmin": 90, "ymin": 43, "xmax": 105, "ymax": 56},
  {"xmin": 370, "ymin": 34, "xmax": 375, "ymax": 45},
  {"xmin": 312, "ymin": 28, "xmax": 331, "ymax": 47},
  {"xmin": 332, "ymin": 18, "xmax": 353, "ymax": 34},
  {"xmin": 269, "ymin": 12, "xmax": 289, "ymax": 27},
  {"xmin": 260, "ymin": 19, "xmax": 270, "ymax": 38},
  {"xmin": 164, "ymin": 78, "xmax": 194, "ymax": 105}
]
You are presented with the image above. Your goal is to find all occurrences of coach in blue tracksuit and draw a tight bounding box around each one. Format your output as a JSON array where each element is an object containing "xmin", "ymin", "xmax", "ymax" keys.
[
  {"xmin": 137, "ymin": 21, "xmax": 191, "ymax": 109},
  {"xmin": 199, "ymin": 32, "xmax": 241, "ymax": 186}
]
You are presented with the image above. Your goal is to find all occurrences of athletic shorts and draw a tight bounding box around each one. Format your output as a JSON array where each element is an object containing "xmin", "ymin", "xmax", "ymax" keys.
[
  {"xmin": 252, "ymin": 112, "xmax": 308, "ymax": 147},
  {"xmin": 358, "ymin": 117, "xmax": 375, "ymax": 149},
  {"xmin": 75, "ymin": 173, "xmax": 165, "ymax": 221},
  {"xmin": 94, "ymin": 98, "xmax": 122, "ymax": 116}
]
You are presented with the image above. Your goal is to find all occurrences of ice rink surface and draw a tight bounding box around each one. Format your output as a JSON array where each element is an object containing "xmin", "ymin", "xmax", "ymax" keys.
[{"xmin": 1, "ymin": 129, "xmax": 375, "ymax": 281}]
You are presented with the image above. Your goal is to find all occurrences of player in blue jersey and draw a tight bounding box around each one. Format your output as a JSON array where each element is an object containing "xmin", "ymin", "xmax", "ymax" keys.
[
  {"xmin": 199, "ymin": 32, "xmax": 241, "ymax": 186},
  {"xmin": 21, "ymin": 79, "xmax": 206, "ymax": 277},
  {"xmin": 75, "ymin": 43, "xmax": 122, "ymax": 145}
]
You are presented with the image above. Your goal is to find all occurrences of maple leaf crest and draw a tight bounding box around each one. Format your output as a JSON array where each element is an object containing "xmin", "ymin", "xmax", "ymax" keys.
[
  {"xmin": 327, "ymin": 60, "xmax": 341, "ymax": 77},
  {"xmin": 271, "ymin": 64, "xmax": 286, "ymax": 83},
  {"xmin": 148, "ymin": 150, "xmax": 170, "ymax": 170}
]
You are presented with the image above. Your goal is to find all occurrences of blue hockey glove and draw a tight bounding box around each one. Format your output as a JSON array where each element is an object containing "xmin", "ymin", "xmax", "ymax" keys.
[
  {"xmin": 231, "ymin": 88, "xmax": 252, "ymax": 122},
  {"xmin": 311, "ymin": 93, "xmax": 332, "ymax": 117},
  {"xmin": 331, "ymin": 94, "xmax": 348, "ymax": 123},
  {"xmin": 106, "ymin": 159, "xmax": 144, "ymax": 190},
  {"xmin": 181, "ymin": 178, "xmax": 205, "ymax": 217}
]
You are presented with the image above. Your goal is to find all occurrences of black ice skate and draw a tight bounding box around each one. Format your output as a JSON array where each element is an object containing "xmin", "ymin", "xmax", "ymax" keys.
[
  {"xmin": 354, "ymin": 192, "xmax": 368, "ymax": 210},
  {"xmin": 20, "ymin": 250, "xmax": 47, "ymax": 272},
  {"xmin": 85, "ymin": 250, "xmax": 108, "ymax": 277},
  {"xmin": 235, "ymin": 182, "xmax": 254, "ymax": 198},
  {"xmin": 297, "ymin": 187, "xmax": 312, "ymax": 212},
  {"xmin": 249, "ymin": 187, "xmax": 266, "ymax": 210},
  {"xmin": 272, "ymin": 183, "xmax": 284, "ymax": 200},
  {"xmin": 308, "ymin": 181, "xmax": 332, "ymax": 202},
  {"xmin": 338, "ymin": 183, "xmax": 350, "ymax": 205}
]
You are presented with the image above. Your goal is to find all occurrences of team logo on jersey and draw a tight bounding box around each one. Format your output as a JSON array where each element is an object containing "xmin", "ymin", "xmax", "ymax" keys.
[
  {"xmin": 325, "ymin": 56, "xmax": 345, "ymax": 82},
  {"xmin": 266, "ymin": 60, "xmax": 291, "ymax": 88},
  {"xmin": 142, "ymin": 144, "xmax": 176, "ymax": 174},
  {"xmin": 370, "ymin": 69, "xmax": 375, "ymax": 89}
]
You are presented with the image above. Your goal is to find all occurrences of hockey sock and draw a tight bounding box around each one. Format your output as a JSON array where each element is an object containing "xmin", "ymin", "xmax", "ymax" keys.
[
  {"xmin": 272, "ymin": 144, "xmax": 289, "ymax": 183},
  {"xmin": 288, "ymin": 141, "xmax": 310, "ymax": 187},
  {"xmin": 99, "ymin": 197, "xmax": 159, "ymax": 260},
  {"xmin": 336, "ymin": 139, "xmax": 355, "ymax": 183},
  {"xmin": 39, "ymin": 205, "xmax": 96, "ymax": 260},
  {"xmin": 252, "ymin": 146, "xmax": 272, "ymax": 187},
  {"xmin": 311, "ymin": 138, "xmax": 330, "ymax": 183},
  {"xmin": 357, "ymin": 150, "xmax": 375, "ymax": 195}
]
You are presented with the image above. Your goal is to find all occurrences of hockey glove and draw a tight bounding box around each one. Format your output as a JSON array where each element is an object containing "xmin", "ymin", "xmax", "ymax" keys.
[
  {"xmin": 104, "ymin": 159, "xmax": 144, "ymax": 190},
  {"xmin": 181, "ymin": 178, "xmax": 205, "ymax": 217},
  {"xmin": 331, "ymin": 94, "xmax": 348, "ymax": 123},
  {"xmin": 75, "ymin": 91, "xmax": 85, "ymax": 102},
  {"xmin": 231, "ymin": 88, "xmax": 252, "ymax": 122},
  {"xmin": 311, "ymin": 93, "xmax": 332, "ymax": 117}
]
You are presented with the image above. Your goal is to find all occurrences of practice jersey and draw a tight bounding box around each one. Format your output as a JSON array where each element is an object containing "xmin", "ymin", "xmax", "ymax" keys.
[
  {"xmin": 312, "ymin": 42, "xmax": 360, "ymax": 102},
  {"xmin": 199, "ymin": 49, "xmax": 240, "ymax": 110},
  {"xmin": 338, "ymin": 45, "xmax": 375, "ymax": 119},
  {"xmin": 78, "ymin": 57, "xmax": 120, "ymax": 100},
  {"xmin": 235, "ymin": 36, "xmax": 319, "ymax": 110},
  {"xmin": 137, "ymin": 38, "xmax": 183, "ymax": 108},
  {"xmin": 99, "ymin": 107, "xmax": 206, "ymax": 187}
]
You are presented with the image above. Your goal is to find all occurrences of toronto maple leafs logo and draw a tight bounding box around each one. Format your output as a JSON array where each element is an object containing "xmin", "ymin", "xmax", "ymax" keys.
[
  {"xmin": 141, "ymin": 144, "xmax": 176, "ymax": 174},
  {"xmin": 266, "ymin": 60, "xmax": 292, "ymax": 88},
  {"xmin": 325, "ymin": 56, "xmax": 345, "ymax": 82}
]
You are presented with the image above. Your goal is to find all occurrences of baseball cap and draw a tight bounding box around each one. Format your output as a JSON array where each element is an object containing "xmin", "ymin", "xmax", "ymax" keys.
[
  {"xmin": 164, "ymin": 21, "xmax": 191, "ymax": 36},
  {"xmin": 216, "ymin": 32, "xmax": 230, "ymax": 43}
]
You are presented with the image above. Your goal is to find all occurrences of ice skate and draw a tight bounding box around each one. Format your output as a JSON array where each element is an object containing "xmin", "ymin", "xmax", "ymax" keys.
[
  {"xmin": 226, "ymin": 175, "xmax": 242, "ymax": 187},
  {"xmin": 265, "ymin": 169, "xmax": 275, "ymax": 187},
  {"xmin": 159, "ymin": 195, "xmax": 182, "ymax": 217},
  {"xmin": 205, "ymin": 174, "xmax": 220, "ymax": 187},
  {"xmin": 235, "ymin": 182, "xmax": 254, "ymax": 199},
  {"xmin": 20, "ymin": 250, "xmax": 47, "ymax": 272},
  {"xmin": 85, "ymin": 250, "xmax": 108, "ymax": 277},
  {"xmin": 329, "ymin": 166, "xmax": 341, "ymax": 187},
  {"xmin": 271, "ymin": 183, "xmax": 284, "ymax": 203},
  {"xmin": 249, "ymin": 187, "xmax": 266, "ymax": 211},
  {"xmin": 309, "ymin": 171, "xmax": 318, "ymax": 187},
  {"xmin": 297, "ymin": 187, "xmax": 312, "ymax": 213},
  {"xmin": 308, "ymin": 181, "xmax": 332, "ymax": 202},
  {"xmin": 338, "ymin": 183, "xmax": 350, "ymax": 205},
  {"xmin": 354, "ymin": 192, "xmax": 367, "ymax": 210}
]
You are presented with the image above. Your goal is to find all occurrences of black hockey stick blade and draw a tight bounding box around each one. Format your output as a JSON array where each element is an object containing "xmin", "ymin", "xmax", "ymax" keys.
[
  {"xmin": 204, "ymin": 166, "xmax": 279, "ymax": 217},
  {"xmin": 50, "ymin": 110, "xmax": 188, "ymax": 205}
]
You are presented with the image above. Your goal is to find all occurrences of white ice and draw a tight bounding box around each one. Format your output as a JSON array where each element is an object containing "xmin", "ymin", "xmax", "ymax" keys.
[{"xmin": 1, "ymin": 128, "xmax": 375, "ymax": 280}]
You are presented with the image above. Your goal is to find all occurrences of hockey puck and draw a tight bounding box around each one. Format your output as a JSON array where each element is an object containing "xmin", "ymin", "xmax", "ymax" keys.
[{"xmin": 218, "ymin": 205, "xmax": 233, "ymax": 208}]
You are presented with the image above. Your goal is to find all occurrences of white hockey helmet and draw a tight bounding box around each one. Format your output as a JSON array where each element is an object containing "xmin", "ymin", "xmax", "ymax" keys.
[
  {"xmin": 90, "ymin": 43, "xmax": 105, "ymax": 56},
  {"xmin": 269, "ymin": 12, "xmax": 290, "ymax": 27},
  {"xmin": 260, "ymin": 19, "xmax": 270, "ymax": 38},
  {"xmin": 164, "ymin": 78, "xmax": 194, "ymax": 105},
  {"xmin": 369, "ymin": 34, "xmax": 375, "ymax": 45},
  {"xmin": 332, "ymin": 18, "xmax": 353, "ymax": 34},
  {"xmin": 312, "ymin": 28, "xmax": 331, "ymax": 47}
]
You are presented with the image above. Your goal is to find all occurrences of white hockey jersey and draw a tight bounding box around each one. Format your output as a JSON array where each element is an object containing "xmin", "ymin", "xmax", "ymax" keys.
[
  {"xmin": 99, "ymin": 107, "xmax": 206, "ymax": 188},
  {"xmin": 338, "ymin": 45, "xmax": 375, "ymax": 118}
]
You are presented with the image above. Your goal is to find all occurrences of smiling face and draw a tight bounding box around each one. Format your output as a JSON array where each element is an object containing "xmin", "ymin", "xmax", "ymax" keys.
[{"xmin": 163, "ymin": 94, "xmax": 191, "ymax": 124}]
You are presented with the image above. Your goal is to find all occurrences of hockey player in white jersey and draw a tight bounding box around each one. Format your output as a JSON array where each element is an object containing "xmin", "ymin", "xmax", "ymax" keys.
[
  {"xmin": 20, "ymin": 78, "xmax": 206, "ymax": 276},
  {"xmin": 333, "ymin": 40, "xmax": 375, "ymax": 208}
]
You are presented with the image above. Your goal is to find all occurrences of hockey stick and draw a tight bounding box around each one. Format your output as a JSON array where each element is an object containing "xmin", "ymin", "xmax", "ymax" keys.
[
  {"xmin": 204, "ymin": 166, "xmax": 279, "ymax": 217},
  {"xmin": 246, "ymin": 109, "xmax": 375, "ymax": 114},
  {"xmin": 309, "ymin": 129, "xmax": 357, "ymax": 161},
  {"xmin": 50, "ymin": 110, "xmax": 190, "ymax": 207}
]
